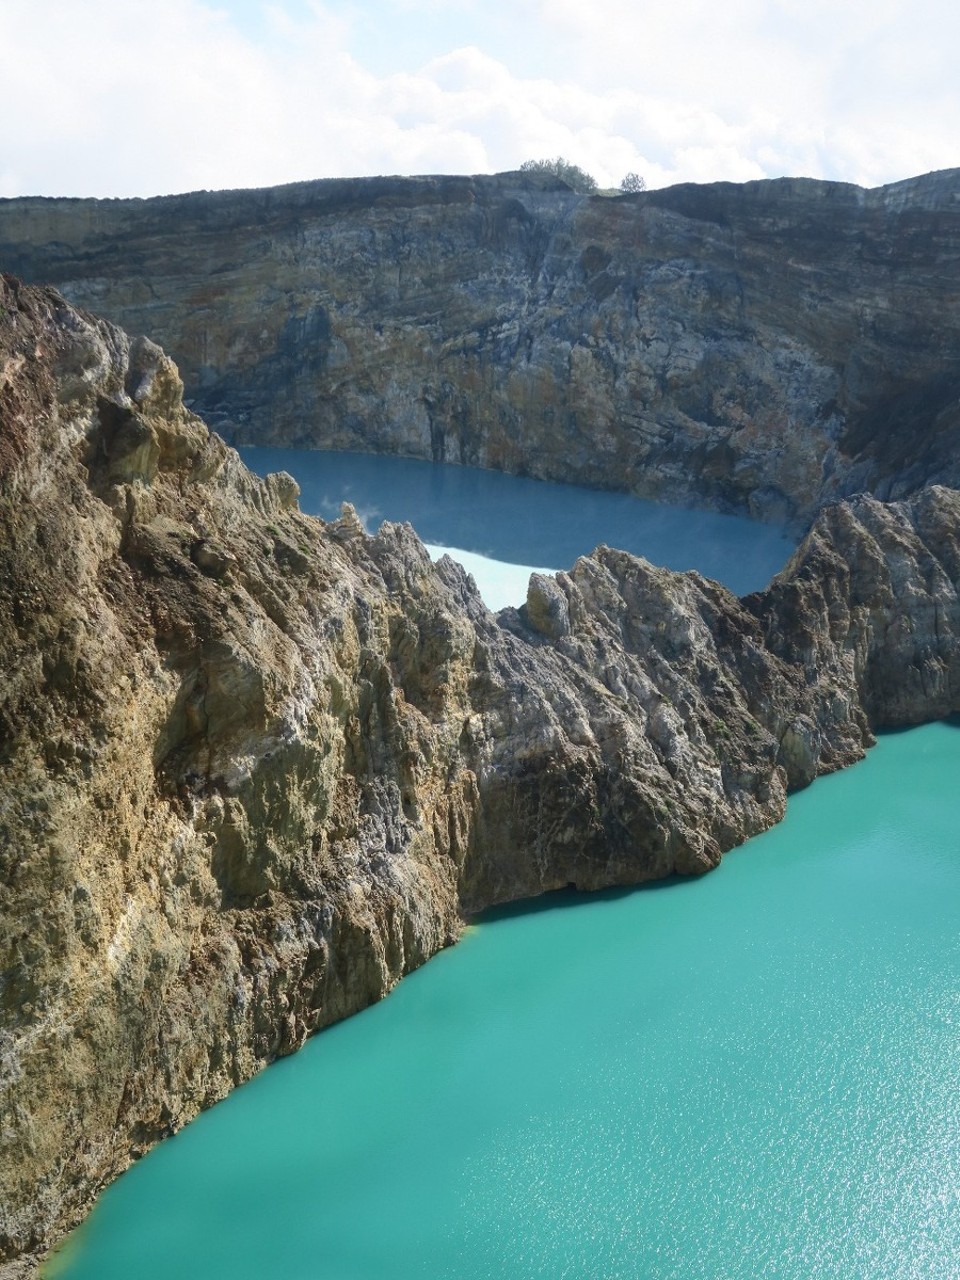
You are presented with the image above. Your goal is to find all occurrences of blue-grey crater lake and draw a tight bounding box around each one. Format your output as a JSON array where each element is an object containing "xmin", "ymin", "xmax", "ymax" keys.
[{"xmin": 237, "ymin": 447, "xmax": 796, "ymax": 599}]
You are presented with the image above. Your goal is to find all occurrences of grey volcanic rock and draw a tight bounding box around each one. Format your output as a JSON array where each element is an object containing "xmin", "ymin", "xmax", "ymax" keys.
[
  {"xmin": 3, "ymin": 278, "xmax": 960, "ymax": 1273},
  {"xmin": 3, "ymin": 169, "xmax": 960, "ymax": 526}
]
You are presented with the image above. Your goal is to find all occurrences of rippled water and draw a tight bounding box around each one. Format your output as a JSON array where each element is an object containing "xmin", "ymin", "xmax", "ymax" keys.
[{"xmin": 46, "ymin": 457, "xmax": 960, "ymax": 1279}]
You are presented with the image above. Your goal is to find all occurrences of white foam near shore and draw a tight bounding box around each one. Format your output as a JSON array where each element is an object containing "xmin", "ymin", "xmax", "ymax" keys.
[{"xmin": 424, "ymin": 545, "xmax": 557, "ymax": 612}]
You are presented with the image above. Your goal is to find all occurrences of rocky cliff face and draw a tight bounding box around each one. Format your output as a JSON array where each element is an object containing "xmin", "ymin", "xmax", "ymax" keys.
[
  {"xmin": 3, "ymin": 278, "xmax": 960, "ymax": 1275},
  {"xmin": 3, "ymin": 169, "xmax": 960, "ymax": 528}
]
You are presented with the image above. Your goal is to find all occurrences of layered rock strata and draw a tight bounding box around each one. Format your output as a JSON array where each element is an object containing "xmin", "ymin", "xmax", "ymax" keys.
[
  {"xmin": 3, "ymin": 169, "xmax": 960, "ymax": 527},
  {"xmin": 3, "ymin": 278, "xmax": 960, "ymax": 1274}
]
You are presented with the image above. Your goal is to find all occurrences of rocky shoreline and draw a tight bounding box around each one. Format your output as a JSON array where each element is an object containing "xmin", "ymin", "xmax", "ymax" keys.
[{"xmin": 2, "ymin": 276, "xmax": 960, "ymax": 1273}]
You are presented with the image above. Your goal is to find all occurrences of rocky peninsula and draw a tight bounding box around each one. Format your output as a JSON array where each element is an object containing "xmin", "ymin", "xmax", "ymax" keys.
[
  {"xmin": 2, "ymin": 275, "xmax": 960, "ymax": 1274},
  {"xmin": 2, "ymin": 169, "xmax": 960, "ymax": 529}
]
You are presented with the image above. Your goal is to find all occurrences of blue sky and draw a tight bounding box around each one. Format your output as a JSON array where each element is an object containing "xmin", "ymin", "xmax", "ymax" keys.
[{"xmin": 1, "ymin": 0, "xmax": 957, "ymax": 198}]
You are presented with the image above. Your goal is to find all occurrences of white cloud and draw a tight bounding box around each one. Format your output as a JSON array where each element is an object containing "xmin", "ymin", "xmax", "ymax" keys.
[
  {"xmin": 528, "ymin": 0, "xmax": 960, "ymax": 185},
  {"xmin": 0, "ymin": 0, "xmax": 956, "ymax": 198}
]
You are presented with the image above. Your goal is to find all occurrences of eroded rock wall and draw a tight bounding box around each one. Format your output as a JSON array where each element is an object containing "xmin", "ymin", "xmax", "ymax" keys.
[
  {"xmin": 3, "ymin": 170, "xmax": 960, "ymax": 526},
  {"xmin": 3, "ymin": 279, "xmax": 960, "ymax": 1273}
]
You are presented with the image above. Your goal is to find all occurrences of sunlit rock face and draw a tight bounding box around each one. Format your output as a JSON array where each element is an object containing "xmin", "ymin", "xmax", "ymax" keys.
[
  {"xmin": 3, "ymin": 278, "xmax": 960, "ymax": 1274},
  {"xmin": 2, "ymin": 169, "xmax": 960, "ymax": 529}
]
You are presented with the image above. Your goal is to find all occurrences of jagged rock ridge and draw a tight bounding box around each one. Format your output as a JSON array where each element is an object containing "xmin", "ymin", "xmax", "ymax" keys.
[
  {"xmin": 2, "ymin": 169, "xmax": 960, "ymax": 527},
  {"xmin": 2, "ymin": 278, "xmax": 960, "ymax": 1274}
]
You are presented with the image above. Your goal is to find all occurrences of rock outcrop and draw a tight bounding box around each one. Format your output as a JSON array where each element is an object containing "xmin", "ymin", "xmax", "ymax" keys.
[
  {"xmin": 3, "ymin": 169, "xmax": 960, "ymax": 527},
  {"xmin": 3, "ymin": 277, "xmax": 960, "ymax": 1274}
]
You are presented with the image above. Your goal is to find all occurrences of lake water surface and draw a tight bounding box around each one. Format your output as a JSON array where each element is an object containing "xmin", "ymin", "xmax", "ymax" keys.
[
  {"xmin": 238, "ymin": 447, "xmax": 796, "ymax": 600},
  {"xmin": 48, "ymin": 455, "xmax": 960, "ymax": 1279}
]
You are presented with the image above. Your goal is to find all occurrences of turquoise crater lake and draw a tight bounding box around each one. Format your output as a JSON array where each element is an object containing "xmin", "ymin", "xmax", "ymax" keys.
[{"xmin": 48, "ymin": 457, "xmax": 960, "ymax": 1279}]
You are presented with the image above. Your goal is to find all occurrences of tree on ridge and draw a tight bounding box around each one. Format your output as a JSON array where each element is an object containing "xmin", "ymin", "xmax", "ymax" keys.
[{"xmin": 519, "ymin": 156, "xmax": 598, "ymax": 194}]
